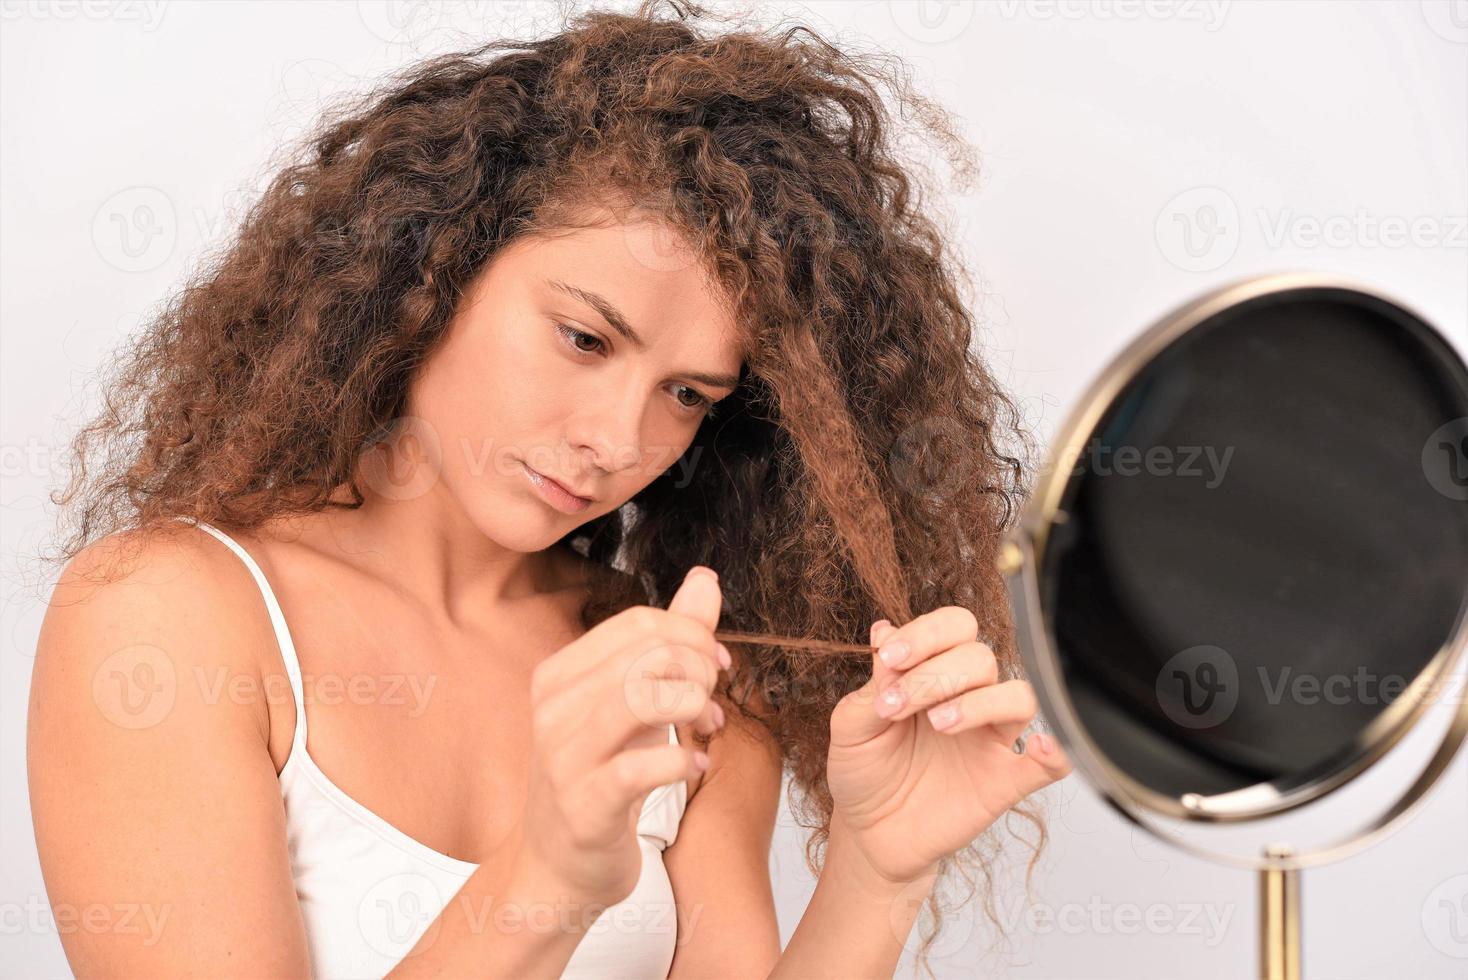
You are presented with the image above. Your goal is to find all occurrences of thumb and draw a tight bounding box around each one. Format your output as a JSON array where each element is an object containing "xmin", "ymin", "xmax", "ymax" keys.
[
  {"xmin": 833, "ymin": 619, "xmax": 903, "ymax": 744},
  {"xmin": 667, "ymin": 565, "xmax": 723, "ymax": 636},
  {"xmin": 627, "ymin": 565, "xmax": 724, "ymax": 754}
]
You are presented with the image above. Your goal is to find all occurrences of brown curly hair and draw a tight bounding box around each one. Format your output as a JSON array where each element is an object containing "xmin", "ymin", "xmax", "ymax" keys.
[{"xmin": 46, "ymin": 1, "xmax": 1048, "ymax": 973}]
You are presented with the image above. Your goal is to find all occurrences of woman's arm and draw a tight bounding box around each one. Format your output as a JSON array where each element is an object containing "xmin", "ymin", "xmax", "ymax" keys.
[
  {"xmin": 26, "ymin": 529, "xmax": 609, "ymax": 979},
  {"xmin": 27, "ymin": 531, "xmax": 315, "ymax": 976},
  {"xmin": 765, "ymin": 822, "xmax": 937, "ymax": 980},
  {"xmin": 664, "ymin": 686, "xmax": 935, "ymax": 980},
  {"xmin": 663, "ymin": 695, "xmax": 784, "ymax": 977}
]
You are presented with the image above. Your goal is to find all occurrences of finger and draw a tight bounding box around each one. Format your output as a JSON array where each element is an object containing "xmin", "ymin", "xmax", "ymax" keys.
[
  {"xmin": 921, "ymin": 678, "xmax": 1037, "ymax": 739},
  {"xmin": 1009, "ymin": 731, "xmax": 1074, "ymax": 800},
  {"xmin": 831, "ymin": 618, "xmax": 904, "ymax": 745},
  {"xmin": 568, "ymin": 669, "xmax": 721, "ymax": 764},
  {"xmin": 667, "ymin": 565, "xmax": 725, "ymax": 654},
  {"xmin": 540, "ymin": 582, "xmax": 727, "ymax": 692},
  {"xmin": 874, "ymin": 641, "xmax": 999, "ymax": 722},
  {"xmin": 582, "ymin": 742, "xmax": 711, "ymax": 839},
  {"xmin": 610, "ymin": 638, "xmax": 720, "ymax": 703},
  {"xmin": 872, "ymin": 605, "xmax": 980, "ymax": 672}
]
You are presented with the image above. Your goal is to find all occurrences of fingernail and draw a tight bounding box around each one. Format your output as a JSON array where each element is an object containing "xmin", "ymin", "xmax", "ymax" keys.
[
  {"xmin": 693, "ymin": 750, "xmax": 710, "ymax": 770},
  {"xmin": 689, "ymin": 566, "xmax": 718, "ymax": 582},
  {"xmin": 876, "ymin": 684, "xmax": 906, "ymax": 717},
  {"xmin": 927, "ymin": 702, "xmax": 960, "ymax": 730},
  {"xmin": 711, "ymin": 702, "xmax": 725, "ymax": 727},
  {"xmin": 716, "ymin": 642, "xmax": 732, "ymax": 670},
  {"xmin": 1034, "ymin": 733, "xmax": 1052, "ymax": 754},
  {"xmin": 877, "ymin": 639, "xmax": 909, "ymax": 669}
]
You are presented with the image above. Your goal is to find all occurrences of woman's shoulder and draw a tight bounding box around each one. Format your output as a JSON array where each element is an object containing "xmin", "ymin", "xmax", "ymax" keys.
[
  {"xmin": 53, "ymin": 519, "xmax": 272, "ymax": 601},
  {"xmin": 35, "ymin": 521, "xmax": 283, "ymax": 719}
]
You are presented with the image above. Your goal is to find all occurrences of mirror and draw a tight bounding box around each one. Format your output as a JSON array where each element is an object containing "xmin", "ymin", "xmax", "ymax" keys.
[{"xmin": 999, "ymin": 273, "xmax": 1468, "ymax": 979}]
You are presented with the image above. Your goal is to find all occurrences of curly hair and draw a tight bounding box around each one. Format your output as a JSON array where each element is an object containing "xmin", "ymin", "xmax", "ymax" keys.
[{"xmin": 46, "ymin": 1, "xmax": 1048, "ymax": 973}]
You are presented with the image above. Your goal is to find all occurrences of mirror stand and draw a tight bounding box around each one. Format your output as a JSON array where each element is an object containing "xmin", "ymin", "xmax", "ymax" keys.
[{"xmin": 1260, "ymin": 844, "xmax": 1301, "ymax": 980}]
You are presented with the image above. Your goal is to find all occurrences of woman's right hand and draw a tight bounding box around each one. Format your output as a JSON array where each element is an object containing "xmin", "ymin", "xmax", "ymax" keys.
[{"xmin": 515, "ymin": 565, "xmax": 730, "ymax": 906}]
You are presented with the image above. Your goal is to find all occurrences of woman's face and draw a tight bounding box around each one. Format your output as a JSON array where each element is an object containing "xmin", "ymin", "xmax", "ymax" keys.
[{"xmin": 404, "ymin": 211, "xmax": 745, "ymax": 553}]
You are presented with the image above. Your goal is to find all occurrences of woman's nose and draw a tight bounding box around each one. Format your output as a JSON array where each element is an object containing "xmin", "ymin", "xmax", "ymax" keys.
[{"xmin": 567, "ymin": 392, "xmax": 647, "ymax": 475}]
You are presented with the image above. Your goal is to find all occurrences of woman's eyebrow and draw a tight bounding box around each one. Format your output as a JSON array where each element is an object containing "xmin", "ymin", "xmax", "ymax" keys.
[
  {"xmin": 548, "ymin": 279, "xmax": 646, "ymax": 349},
  {"xmin": 546, "ymin": 278, "xmax": 743, "ymax": 390}
]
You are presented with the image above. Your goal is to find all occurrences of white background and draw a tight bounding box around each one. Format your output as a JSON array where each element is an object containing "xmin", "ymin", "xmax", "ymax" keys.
[{"xmin": 3, "ymin": 1, "xmax": 1466, "ymax": 977}]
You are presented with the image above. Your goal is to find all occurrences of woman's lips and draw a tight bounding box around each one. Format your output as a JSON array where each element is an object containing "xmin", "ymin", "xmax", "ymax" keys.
[{"xmin": 521, "ymin": 461, "xmax": 592, "ymax": 513}]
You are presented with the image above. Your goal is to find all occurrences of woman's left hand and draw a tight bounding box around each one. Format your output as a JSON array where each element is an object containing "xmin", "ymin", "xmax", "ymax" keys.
[{"xmin": 826, "ymin": 607, "xmax": 1073, "ymax": 886}]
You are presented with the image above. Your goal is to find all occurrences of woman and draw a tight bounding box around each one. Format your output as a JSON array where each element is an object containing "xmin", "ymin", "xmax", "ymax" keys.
[{"xmin": 27, "ymin": 2, "xmax": 1072, "ymax": 977}]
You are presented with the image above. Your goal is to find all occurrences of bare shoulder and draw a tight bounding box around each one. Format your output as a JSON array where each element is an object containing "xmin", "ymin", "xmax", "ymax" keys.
[{"xmin": 31, "ymin": 520, "xmax": 279, "ymax": 744}]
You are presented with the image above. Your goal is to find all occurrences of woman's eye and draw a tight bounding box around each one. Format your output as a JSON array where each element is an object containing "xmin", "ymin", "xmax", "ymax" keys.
[
  {"xmin": 674, "ymin": 385, "xmax": 713, "ymax": 413},
  {"xmin": 556, "ymin": 321, "xmax": 713, "ymax": 416},
  {"xmin": 555, "ymin": 322, "xmax": 604, "ymax": 355}
]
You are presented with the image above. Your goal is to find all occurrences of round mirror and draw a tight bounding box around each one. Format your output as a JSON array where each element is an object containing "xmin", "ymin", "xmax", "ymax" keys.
[{"xmin": 1002, "ymin": 273, "xmax": 1468, "ymax": 840}]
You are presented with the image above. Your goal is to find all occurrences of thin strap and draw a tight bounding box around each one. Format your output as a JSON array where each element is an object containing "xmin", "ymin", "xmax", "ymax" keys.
[{"xmin": 172, "ymin": 516, "xmax": 308, "ymax": 750}]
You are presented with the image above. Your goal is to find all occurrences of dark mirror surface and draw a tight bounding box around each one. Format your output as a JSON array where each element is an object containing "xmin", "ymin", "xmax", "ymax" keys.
[{"xmin": 1042, "ymin": 288, "xmax": 1468, "ymax": 801}]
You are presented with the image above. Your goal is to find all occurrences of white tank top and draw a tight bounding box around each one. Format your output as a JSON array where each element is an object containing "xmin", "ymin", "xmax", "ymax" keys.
[{"xmin": 182, "ymin": 518, "xmax": 688, "ymax": 979}]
